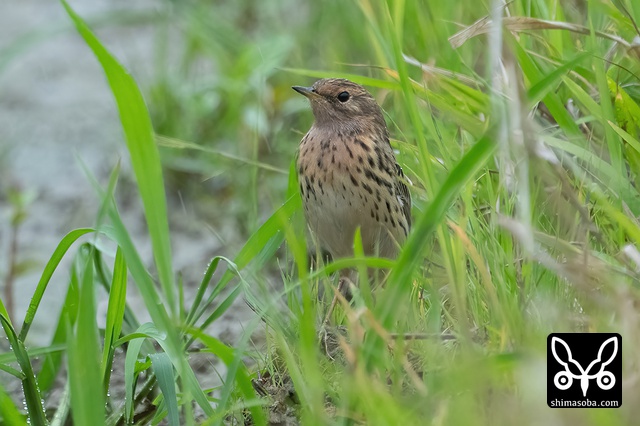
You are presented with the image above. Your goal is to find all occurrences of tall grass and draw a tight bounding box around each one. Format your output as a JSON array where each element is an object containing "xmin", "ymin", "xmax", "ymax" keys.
[{"xmin": 1, "ymin": 0, "xmax": 639, "ymax": 424}]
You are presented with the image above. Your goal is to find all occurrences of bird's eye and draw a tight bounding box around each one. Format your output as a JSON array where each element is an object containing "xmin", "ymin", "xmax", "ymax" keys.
[{"xmin": 337, "ymin": 91, "xmax": 350, "ymax": 102}]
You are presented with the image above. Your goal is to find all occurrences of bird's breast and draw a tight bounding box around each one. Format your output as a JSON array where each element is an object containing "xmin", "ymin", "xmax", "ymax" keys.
[{"xmin": 296, "ymin": 130, "xmax": 407, "ymax": 258}]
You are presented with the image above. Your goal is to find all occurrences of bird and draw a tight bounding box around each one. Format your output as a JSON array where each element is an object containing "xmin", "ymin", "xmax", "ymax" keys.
[{"xmin": 292, "ymin": 78, "xmax": 411, "ymax": 324}]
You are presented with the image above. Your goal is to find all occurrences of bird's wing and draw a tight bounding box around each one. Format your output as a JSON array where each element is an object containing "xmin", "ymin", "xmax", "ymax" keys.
[{"xmin": 395, "ymin": 162, "xmax": 412, "ymax": 230}]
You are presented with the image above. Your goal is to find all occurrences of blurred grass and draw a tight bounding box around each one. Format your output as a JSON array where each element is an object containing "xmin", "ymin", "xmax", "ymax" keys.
[{"xmin": 1, "ymin": 0, "xmax": 640, "ymax": 424}]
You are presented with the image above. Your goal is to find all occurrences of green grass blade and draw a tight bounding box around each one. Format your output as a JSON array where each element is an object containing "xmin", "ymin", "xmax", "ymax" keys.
[
  {"xmin": 188, "ymin": 195, "xmax": 300, "ymax": 328},
  {"xmin": 189, "ymin": 328, "xmax": 266, "ymax": 426},
  {"xmin": 0, "ymin": 382, "xmax": 27, "ymax": 425},
  {"xmin": 119, "ymin": 323, "xmax": 167, "ymax": 422},
  {"xmin": 0, "ymin": 363, "xmax": 24, "ymax": 378},
  {"xmin": 0, "ymin": 293, "xmax": 10, "ymax": 321},
  {"xmin": 67, "ymin": 253, "xmax": 105, "ymax": 426},
  {"xmin": 230, "ymin": 195, "xmax": 301, "ymax": 272},
  {"xmin": 18, "ymin": 228, "xmax": 94, "ymax": 342},
  {"xmin": 543, "ymin": 136, "xmax": 640, "ymax": 214},
  {"xmin": 116, "ymin": 323, "xmax": 216, "ymax": 418},
  {"xmin": 101, "ymin": 248, "xmax": 127, "ymax": 394},
  {"xmin": 124, "ymin": 335, "xmax": 147, "ymax": 424},
  {"xmin": 509, "ymin": 35, "xmax": 582, "ymax": 137},
  {"xmin": 196, "ymin": 286, "xmax": 242, "ymax": 332},
  {"xmin": 0, "ymin": 315, "xmax": 47, "ymax": 426},
  {"xmin": 96, "ymin": 194, "xmax": 213, "ymax": 415},
  {"xmin": 609, "ymin": 120, "xmax": 640, "ymax": 156},
  {"xmin": 382, "ymin": 0, "xmax": 436, "ymax": 194},
  {"xmin": 62, "ymin": 5, "xmax": 219, "ymax": 413},
  {"xmin": 157, "ymin": 135, "xmax": 287, "ymax": 175},
  {"xmin": 150, "ymin": 353, "xmax": 179, "ymax": 426},
  {"xmin": 50, "ymin": 382, "xmax": 71, "ymax": 426},
  {"xmin": 61, "ymin": 0, "xmax": 176, "ymax": 314},
  {"xmin": 185, "ymin": 256, "xmax": 225, "ymax": 325},
  {"xmin": 588, "ymin": 2, "xmax": 622, "ymax": 173},
  {"xmin": 36, "ymin": 265, "xmax": 80, "ymax": 393},
  {"xmin": 527, "ymin": 52, "xmax": 589, "ymax": 106},
  {"xmin": 382, "ymin": 130, "xmax": 498, "ymax": 325},
  {"xmin": 0, "ymin": 344, "xmax": 66, "ymax": 365}
]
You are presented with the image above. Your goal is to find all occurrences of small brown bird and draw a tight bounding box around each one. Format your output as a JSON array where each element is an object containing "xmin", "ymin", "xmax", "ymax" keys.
[{"xmin": 293, "ymin": 78, "xmax": 411, "ymax": 321}]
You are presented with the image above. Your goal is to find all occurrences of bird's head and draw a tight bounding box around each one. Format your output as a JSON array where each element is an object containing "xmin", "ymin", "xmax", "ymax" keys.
[{"xmin": 292, "ymin": 78, "xmax": 386, "ymax": 132}]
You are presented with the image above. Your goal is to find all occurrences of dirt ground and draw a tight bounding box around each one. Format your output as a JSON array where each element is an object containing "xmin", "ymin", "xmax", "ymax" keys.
[{"xmin": 0, "ymin": 0, "xmax": 259, "ymax": 396}]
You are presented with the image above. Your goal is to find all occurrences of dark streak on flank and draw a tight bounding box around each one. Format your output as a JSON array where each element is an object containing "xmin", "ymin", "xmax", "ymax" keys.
[
  {"xmin": 356, "ymin": 139, "xmax": 371, "ymax": 152},
  {"xmin": 344, "ymin": 141, "xmax": 354, "ymax": 159}
]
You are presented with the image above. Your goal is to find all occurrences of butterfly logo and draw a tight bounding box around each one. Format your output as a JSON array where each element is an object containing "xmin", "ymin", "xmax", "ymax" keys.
[{"xmin": 551, "ymin": 336, "xmax": 618, "ymax": 397}]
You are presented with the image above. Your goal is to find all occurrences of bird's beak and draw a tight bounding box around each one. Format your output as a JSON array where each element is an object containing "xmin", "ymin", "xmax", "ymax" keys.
[{"xmin": 292, "ymin": 86, "xmax": 317, "ymax": 98}]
